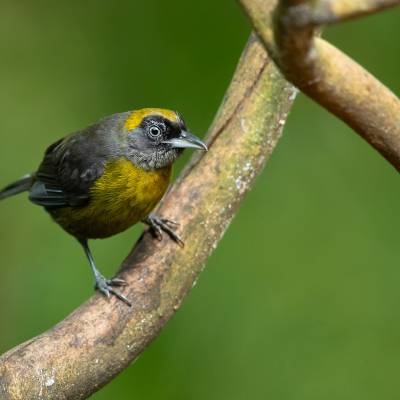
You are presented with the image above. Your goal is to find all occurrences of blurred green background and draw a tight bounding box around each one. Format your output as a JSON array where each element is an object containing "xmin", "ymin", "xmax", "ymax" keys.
[{"xmin": 1, "ymin": 1, "xmax": 400, "ymax": 399}]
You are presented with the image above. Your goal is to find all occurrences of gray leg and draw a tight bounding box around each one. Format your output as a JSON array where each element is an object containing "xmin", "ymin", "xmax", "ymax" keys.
[
  {"xmin": 142, "ymin": 214, "xmax": 184, "ymax": 246},
  {"xmin": 80, "ymin": 239, "xmax": 131, "ymax": 306}
]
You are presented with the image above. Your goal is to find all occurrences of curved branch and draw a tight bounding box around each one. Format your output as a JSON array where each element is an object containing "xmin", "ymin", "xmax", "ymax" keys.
[
  {"xmin": 0, "ymin": 35, "xmax": 296, "ymax": 399},
  {"xmin": 239, "ymin": 0, "xmax": 400, "ymax": 171},
  {"xmin": 287, "ymin": 0, "xmax": 400, "ymax": 25}
]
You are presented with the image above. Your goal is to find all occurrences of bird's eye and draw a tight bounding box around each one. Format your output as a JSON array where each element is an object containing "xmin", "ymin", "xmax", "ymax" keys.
[{"xmin": 148, "ymin": 125, "xmax": 162, "ymax": 138}]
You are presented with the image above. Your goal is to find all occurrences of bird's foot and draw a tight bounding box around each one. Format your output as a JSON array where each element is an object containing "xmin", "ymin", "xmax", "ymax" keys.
[
  {"xmin": 143, "ymin": 214, "xmax": 184, "ymax": 247},
  {"xmin": 95, "ymin": 274, "xmax": 132, "ymax": 307}
]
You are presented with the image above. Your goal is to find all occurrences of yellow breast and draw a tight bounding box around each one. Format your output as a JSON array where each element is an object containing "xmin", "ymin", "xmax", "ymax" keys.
[{"xmin": 52, "ymin": 159, "xmax": 172, "ymax": 239}]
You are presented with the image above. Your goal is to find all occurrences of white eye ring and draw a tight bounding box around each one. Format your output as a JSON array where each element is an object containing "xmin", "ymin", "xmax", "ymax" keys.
[{"xmin": 149, "ymin": 125, "xmax": 162, "ymax": 138}]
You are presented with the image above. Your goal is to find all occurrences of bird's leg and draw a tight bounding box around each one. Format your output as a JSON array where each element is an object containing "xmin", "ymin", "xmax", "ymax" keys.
[
  {"xmin": 79, "ymin": 239, "xmax": 131, "ymax": 306},
  {"xmin": 142, "ymin": 214, "xmax": 184, "ymax": 247}
]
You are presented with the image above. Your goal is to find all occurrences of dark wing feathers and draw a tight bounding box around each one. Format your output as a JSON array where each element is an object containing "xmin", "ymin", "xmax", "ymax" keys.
[
  {"xmin": 29, "ymin": 130, "xmax": 107, "ymax": 209},
  {"xmin": 29, "ymin": 182, "xmax": 68, "ymax": 207}
]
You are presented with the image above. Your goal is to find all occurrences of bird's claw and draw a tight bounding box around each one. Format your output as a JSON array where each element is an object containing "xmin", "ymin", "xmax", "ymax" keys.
[
  {"xmin": 95, "ymin": 275, "xmax": 131, "ymax": 306},
  {"xmin": 107, "ymin": 278, "xmax": 128, "ymax": 287},
  {"xmin": 161, "ymin": 218, "xmax": 180, "ymax": 228},
  {"xmin": 144, "ymin": 214, "xmax": 184, "ymax": 247}
]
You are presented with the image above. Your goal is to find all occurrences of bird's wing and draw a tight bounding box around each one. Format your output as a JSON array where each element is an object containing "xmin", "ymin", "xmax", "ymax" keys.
[{"xmin": 29, "ymin": 131, "xmax": 107, "ymax": 209}]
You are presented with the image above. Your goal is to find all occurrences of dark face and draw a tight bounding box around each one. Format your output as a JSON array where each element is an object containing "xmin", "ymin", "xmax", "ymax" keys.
[{"xmin": 126, "ymin": 113, "xmax": 207, "ymax": 170}]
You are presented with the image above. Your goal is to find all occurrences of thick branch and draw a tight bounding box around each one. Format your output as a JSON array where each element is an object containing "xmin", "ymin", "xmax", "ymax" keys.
[
  {"xmin": 239, "ymin": 0, "xmax": 400, "ymax": 171},
  {"xmin": 0, "ymin": 36, "xmax": 296, "ymax": 399},
  {"xmin": 310, "ymin": 0, "xmax": 400, "ymax": 24}
]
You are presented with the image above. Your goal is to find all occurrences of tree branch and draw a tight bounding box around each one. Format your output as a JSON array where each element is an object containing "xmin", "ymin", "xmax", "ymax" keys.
[
  {"xmin": 310, "ymin": 0, "xmax": 400, "ymax": 25},
  {"xmin": 0, "ymin": 35, "xmax": 296, "ymax": 399},
  {"xmin": 239, "ymin": 0, "xmax": 400, "ymax": 171}
]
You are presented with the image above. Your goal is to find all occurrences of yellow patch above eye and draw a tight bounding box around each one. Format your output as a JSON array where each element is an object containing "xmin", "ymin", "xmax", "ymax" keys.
[{"xmin": 124, "ymin": 108, "xmax": 178, "ymax": 131}]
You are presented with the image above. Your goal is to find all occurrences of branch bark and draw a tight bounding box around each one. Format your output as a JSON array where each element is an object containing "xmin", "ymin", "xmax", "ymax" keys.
[
  {"xmin": 284, "ymin": 0, "xmax": 400, "ymax": 25},
  {"xmin": 0, "ymin": 35, "xmax": 296, "ymax": 399},
  {"xmin": 239, "ymin": 0, "xmax": 400, "ymax": 171}
]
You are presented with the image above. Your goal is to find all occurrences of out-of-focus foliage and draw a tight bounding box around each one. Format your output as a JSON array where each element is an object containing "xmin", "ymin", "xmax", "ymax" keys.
[{"xmin": 0, "ymin": 1, "xmax": 399, "ymax": 398}]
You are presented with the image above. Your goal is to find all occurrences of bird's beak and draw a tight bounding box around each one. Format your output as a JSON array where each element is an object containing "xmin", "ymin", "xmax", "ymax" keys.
[{"xmin": 163, "ymin": 131, "xmax": 208, "ymax": 151}]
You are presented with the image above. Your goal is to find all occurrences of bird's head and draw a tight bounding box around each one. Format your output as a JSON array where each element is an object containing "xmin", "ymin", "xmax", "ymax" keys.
[{"xmin": 123, "ymin": 108, "xmax": 207, "ymax": 170}]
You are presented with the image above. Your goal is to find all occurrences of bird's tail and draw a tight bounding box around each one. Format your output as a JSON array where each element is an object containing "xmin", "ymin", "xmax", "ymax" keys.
[{"xmin": 0, "ymin": 174, "xmax": 35, "ymax": 201}]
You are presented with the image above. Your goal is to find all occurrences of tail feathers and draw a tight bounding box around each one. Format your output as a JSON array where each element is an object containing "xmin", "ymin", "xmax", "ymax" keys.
[{"xmin": 0, "ymin": 174, "xmax": 35, "ymax": 201}]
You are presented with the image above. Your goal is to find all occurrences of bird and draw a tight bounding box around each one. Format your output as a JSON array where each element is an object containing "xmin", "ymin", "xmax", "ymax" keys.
[{"xmin": 0, "ymin": 108, "xmax": 207, "ymax": 306}]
